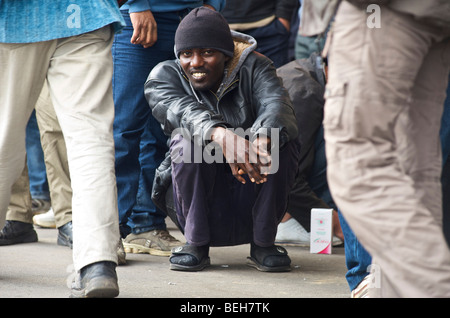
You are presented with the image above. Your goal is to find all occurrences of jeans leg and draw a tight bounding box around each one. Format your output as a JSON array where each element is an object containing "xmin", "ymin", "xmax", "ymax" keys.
[
  {"xmin": 112, "ymin": 11, "xmax": 179, "ymax": 237},
  {"xmin": 442, "ymin": 77, "xmax": 450, "ymax": 246},
  {"xmin": 440, "ymin": 77, "xmax": 450, "ymax": 162},
  {"xmin": 26, "ymin": 110, "xmax": 49, "ymax": 201},
  {"xmin": 338, "ymin": 210, "xmax": 372, "ymax": 291},
  {"xmin": 128, "ymin": 115, "xmax": 168, "ymax": 233}
]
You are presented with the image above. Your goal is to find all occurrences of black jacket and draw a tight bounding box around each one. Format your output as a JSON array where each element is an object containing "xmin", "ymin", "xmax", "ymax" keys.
[
  {"xmin": 144, "ymin": 31, "xmax": 298, "ymax": 220},
  {"xmin": 145, "ymin": 31, "xmax": 298, "ymax": 148},
  {"xmin": 277, "ymin": 53, "xmax": 337, "ymax": 231}
]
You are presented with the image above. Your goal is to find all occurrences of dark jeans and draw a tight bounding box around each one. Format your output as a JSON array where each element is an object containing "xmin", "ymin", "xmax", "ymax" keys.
[
  {"xmin": 170, "ymin": 134, "xmax": 300, "ymax": 247},
  {"xmin": 243, "ymin": 18, "xmax": 291, "ymax": 68},
  {"xmin": 26, "ymin": 110, "xmax": 50, "ymax": 201}
]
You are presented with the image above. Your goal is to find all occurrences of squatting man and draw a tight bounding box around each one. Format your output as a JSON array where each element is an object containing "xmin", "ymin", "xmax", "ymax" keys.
[{"xmin": 145, "ymin": 7, "xmax": 300, "ymax": 272}]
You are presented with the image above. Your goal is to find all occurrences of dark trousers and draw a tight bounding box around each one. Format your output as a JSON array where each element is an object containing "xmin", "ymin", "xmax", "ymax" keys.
[{"xmin": 170, "ymin": 135, "xmax": 300, "ymax": 247}]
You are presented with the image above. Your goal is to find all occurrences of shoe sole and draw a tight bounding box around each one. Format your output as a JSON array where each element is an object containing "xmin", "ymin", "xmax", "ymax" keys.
[
  {"xmin": 123, "ymin": 242, "xmax": 171, "ymax": 257},
  {"xmin": 275, "ymin": 240, "xmax": 344, "ymax": 248},
  {"xmin": 246, "ymin": 257, "xmax": 291, "ymax": 272},
  {"xmin": 33, "ymin": 221, "xmax": 56, "ymax": 229},
  {"xmin": 275, "ymin": 240, "xmax": 310, "ymax": 247},
  {"xmin": 170, "ymin": 257, "xmax": 211, "ymax": 272}
]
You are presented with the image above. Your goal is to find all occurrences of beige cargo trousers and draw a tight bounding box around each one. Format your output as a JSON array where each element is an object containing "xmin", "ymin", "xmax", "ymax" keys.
[{"xmin": 325, "ymin": 2, "xmax": 450, "ymax": 297}]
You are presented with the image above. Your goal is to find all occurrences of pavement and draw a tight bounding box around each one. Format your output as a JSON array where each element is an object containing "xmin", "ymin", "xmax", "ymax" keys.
[{"xmin": 0, "ymin": 218, "xmax": 350, "ymax": 301}]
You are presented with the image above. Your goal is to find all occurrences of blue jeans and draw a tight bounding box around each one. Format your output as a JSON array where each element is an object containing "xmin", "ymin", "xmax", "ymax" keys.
[
  {"xmin": 112, "ymin": 10, "xmax": 187, "ymax": 237},
  {"xmin": 338, "ymin": 211, "xmax": 372, "ymax": 291},
  {"xmin": 26, "ymin": 110, "xmax": 49, "ymax": 201},
  {"xmin": 440, "ymin": 76, "xmax": 450, "ymax": 163},
  {"xmin": 441, "ymin": 77, "xmax": 450, "ymax": 246}
]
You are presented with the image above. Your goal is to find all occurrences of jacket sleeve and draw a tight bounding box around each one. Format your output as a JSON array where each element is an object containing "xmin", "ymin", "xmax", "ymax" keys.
[
  {"xmin": 124, "ymin": 0, "xmax": 151, "ymax": 12},
  {"xmin": 203, "ymin": 0, "xmax": 226, "ymax": 11},
  {"xmin": 248, "ymin": 55, "xmax": 299, "ymax": 148},
  {"xmin": 144, "ymin": 61, "xmax": 229, "ymax": 146}
]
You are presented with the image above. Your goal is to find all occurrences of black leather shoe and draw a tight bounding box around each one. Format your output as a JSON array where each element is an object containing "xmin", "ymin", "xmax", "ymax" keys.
[
  {"xmin": 57, "ymin": 221, "xmax": 73, "ymax": 248},
  {"xmin": 70, "ymin": 261, "xmax": 119, "ymax": 298},
  {"xmin": 0, "ymin": 220, "xmax": 38, "ymax": 246}
]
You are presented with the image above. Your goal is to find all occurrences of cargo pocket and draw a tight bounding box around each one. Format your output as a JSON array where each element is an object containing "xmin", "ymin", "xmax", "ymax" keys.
[{"xmin": 323, "ymin": 81, "xmax": 348, "ymax": 131}]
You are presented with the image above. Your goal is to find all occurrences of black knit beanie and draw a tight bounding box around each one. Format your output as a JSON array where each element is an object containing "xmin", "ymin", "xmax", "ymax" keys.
[{"xmin": 175, "ymin": 7, "xmax": 234, "ymax": 58}]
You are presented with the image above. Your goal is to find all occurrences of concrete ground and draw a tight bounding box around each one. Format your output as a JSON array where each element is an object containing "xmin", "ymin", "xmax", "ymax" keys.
[{"xmin": 0, "ymin": 219, "xmax": 350, "ymax": 300}]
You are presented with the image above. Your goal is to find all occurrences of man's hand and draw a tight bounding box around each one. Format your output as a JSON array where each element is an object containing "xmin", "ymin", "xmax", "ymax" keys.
[
  {"xmin": 278, "ymin": 17, "xmax": 290, "ymax": 31},
  {"xmin": 130, "ymin": 10, "xmax": 157, "ymax": 48},
  {"xmin": 211, "ymin": 127, "xmax": 271, "ymax": 184}
]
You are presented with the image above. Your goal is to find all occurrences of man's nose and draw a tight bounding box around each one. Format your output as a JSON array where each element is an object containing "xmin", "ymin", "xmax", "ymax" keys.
[{"xmin": 190, "ymin": 53, "xmax": 204, "ymax": 67}]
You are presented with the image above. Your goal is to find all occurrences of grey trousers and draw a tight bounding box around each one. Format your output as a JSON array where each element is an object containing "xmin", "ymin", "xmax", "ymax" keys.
[{"xmin": 324, "ymin": 2, "xmax": 450, "ymax": 297}]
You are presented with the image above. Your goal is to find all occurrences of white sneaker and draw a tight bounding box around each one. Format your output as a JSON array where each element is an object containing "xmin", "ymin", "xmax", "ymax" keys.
[
  {"xmin": 275, "ymin": 218, "xmax": 344, "ymax": 247},
  {"xmin": 275, "ymin": 218, "xmax": 310, "ymax": 246},
  {"xmin": 31, "ymin": 198, "xmax": 51, "ymax": 215},
  {"xmin": 33, "ymin": 208, "xmax": 56, "ymax": 228},
  {"xmin": 351, "ymin": 273, "xmax": 372, "ymax": 298}
]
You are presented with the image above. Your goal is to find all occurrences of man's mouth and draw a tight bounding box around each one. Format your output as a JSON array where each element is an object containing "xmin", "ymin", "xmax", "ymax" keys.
[{"xmin": 191, "ymin": 72, "xmax": 207, "ymax": 80}]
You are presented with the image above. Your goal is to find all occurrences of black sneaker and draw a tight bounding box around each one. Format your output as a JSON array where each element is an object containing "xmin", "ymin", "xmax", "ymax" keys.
[
  {"xmin": 0, "ymin": 220, "xmax": 38, "ymax": 246},
  {"xmin": 57, "ymin": 221, "xmax": 73, "ymax": 248},
  {"xmin": 70, "ymin": 261, "xmax": 119, "ymax": 298}
]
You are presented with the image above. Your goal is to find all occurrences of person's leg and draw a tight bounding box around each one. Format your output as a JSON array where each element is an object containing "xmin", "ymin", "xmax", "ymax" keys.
[
  {"xmin": 442, "ymin": 155, "xmax": 450, "ymax": 247},
  {"xmin": 112, "ymin": 10, "xmax": 177, "ymax": 238},
  {"xmin": 338, "ymin": 211, "xmax": 371, "ymax": 292},
  {"xmin": 35, "ymin": 81, "xmax": 73, "ymax": 247},
  {"xmin": 245, "ymin": 139, "xmax": 299, "ymax": 272},
  {"xmin": 440, "ymin": 78, "xmax": 450, "ymax": 162},
  {"xmin": 251, "ymin": 140, "xmax": 300, "ymax": 247},
  {"xmin": 295, "ymin": 34, "xmax": 326, "ymax": 60},
  {"xmin": 26, "ymin": 110, "xmax": 50, "ymax": 213},
  {"xmin": 128, "ymin": 115, "xmax": 168, "ymax": 233},
  {"xmin": 0, "ymin": 41, "xmax": 52, "ymax": 229},
  {"xmin": 47, "ymin": 26, "xmax": 120, "ymax": 272},
  {"xmin": 1, "ymin": 164, "xmax": 38, "ymax": 245},
  {"xmin": 441, "ymin": 78, "xmax": 450, "ymax": 246},
  {"xmin": 35, "ymin": 81, "xmax": 72, "ymax": 228},
  {"xmin": 6, "ymin": 165, "xmax": 33, "ymax": 225},
  {"xmin": 170, "ymin": 134, "xmax": 217, "ymax": 246},
  {"xmin": 325, "ymin": 2, "xmax": 450, "ymax": 297}
]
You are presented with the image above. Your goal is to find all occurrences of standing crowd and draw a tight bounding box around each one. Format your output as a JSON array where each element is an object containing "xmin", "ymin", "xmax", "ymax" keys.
[{"xmin": 0, "ymin": 0, "xmax": 449, "ymax": 298}]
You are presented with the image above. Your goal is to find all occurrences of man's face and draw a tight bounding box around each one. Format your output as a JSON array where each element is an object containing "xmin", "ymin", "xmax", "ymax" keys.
[{"xmin": 179, "ymin": 48, "xmax": 230, "ymax": 92}]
